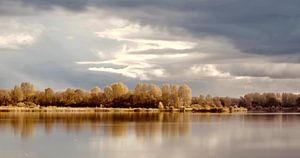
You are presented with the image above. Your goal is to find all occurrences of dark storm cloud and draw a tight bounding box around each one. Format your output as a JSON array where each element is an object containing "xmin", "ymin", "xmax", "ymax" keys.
[
  {"xmin": 0, "ymin": 0, "xmax": 300, "ymax": 96},
  {"xmin": 1, "ymin": 0, "xmax": 88, "ymax": 11},
  {"xmin": 217, "ymin": 63, "xmax": 300, "ymax": 79},
  {"xmin": 102, "ymin": 0, "xmax": 300, "ymax": 56},
  {"xmin": 2, "ymin": 0, "xmax": 300, "ymax": 56}
]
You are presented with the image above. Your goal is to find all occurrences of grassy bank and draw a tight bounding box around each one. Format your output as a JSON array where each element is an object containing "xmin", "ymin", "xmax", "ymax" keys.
[
  {"xmin": 0, "ymin": 106, "xmax": 247, "ymax": 113},
  {"xmin": 247, "ymin": 107, "xmax": 300, "ymax": 113}
]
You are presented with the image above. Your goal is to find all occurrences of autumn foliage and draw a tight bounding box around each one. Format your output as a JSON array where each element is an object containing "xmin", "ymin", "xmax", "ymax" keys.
[
  {"xmin": 0, "ymin": 82, "xmax": 299, "ymax": 111},
  {"xmin": 0, "ymin": 82, "xmax": 192, "ymax": 108}
]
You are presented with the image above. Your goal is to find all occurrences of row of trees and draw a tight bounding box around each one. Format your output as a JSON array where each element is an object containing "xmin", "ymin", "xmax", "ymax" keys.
[
  {"xmin": 241, "ymin": 92, "xmax": 300, "ymax": 108},
  {"xmin": 0, "ymin": 82, "xmax": 192, "ymax": 108},
  {"xmin": 192, "ymin": 95, "xmax": 240, "ymax": 107},
  {"xmin": 192, "ymin": 92, "xmax": 300, "ymax": 109},
  {"xmin": 1, "ymin": 82, "xmax": 299, "ymax": 109}
]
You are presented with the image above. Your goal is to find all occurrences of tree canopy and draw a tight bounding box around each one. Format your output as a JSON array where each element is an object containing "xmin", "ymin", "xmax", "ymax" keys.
[{"xmin": 0, "ymin": 82, "xmax": 299, "ymax": 111}]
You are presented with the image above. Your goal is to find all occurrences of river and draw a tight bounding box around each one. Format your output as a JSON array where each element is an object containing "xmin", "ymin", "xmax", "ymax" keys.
[{"xmin": 0, "ymin": 112, "xmax": 299, "ymax": 158}]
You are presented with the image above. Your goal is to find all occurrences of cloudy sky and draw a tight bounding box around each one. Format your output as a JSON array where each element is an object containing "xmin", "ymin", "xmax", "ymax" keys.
[{"xmin": 0, "ymin": 0, "xmax": 299, "ymax": 96}]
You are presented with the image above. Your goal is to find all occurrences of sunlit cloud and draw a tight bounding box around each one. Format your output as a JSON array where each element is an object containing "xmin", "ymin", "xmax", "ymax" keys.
[
  {"xmin": 190, "ymin": 64, "xmax": 230, "ymax": 78},
  {"xmin": 95, "ymin": 21, "xmax": 196, "ymax": 52},
  {"xmin": 0, "ymin": 33, "xmax": 35, "ymax": 49},
  {"xmin": 78, "ymin": 51, "xmax": 168, "ymax": 80},
  {"xmin": 78, "ymin": 20, "xmax": 195, "ymax": 80},
  {"xmin": 89, "ymin": 66, "xmax": 166, "ymax": 80},
  {"xmin": 0, "ymin": 21, "xmax": 42, "ymax": 50}
]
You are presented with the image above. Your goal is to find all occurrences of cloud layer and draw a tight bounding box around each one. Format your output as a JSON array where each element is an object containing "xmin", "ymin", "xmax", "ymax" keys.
[{"xmin": 0, "ymin": 0, "xmax": 299, "ymax": 96}]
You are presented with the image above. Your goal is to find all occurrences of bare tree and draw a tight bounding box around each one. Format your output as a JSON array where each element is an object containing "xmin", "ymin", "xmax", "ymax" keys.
[
  {"xmin": 0, "ymin": 89, "xmax": 11, "ymax": 106},
  {"xmin": 20, "ymin": 82, "xmax": 36, "ymax": 101},
  {"xmin": 110, "ymin": 82, "xmax": 129, "ymax": 99},
  {"xmin": 10, "ymin": 86, "xmax": 24, "ymax": 103},
  {"xmin": 178, "ymin": 84, "xmax": 192, "ymax": 107}
]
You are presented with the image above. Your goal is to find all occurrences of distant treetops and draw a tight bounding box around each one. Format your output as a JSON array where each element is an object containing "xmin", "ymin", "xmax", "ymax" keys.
[
  {"xmin": 0, "ymin": 82, "xmax": 192, "ymax": 108},
  {"xmin": 0, "ymin": 82, "xmax": 299, "ymax": 109}
]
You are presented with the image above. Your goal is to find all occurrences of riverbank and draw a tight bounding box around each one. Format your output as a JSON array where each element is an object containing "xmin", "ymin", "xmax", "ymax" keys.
[
  {"xmin": 247, "ymin": 107, "xmax": 300, "ymax": 113},
  {"xmin": 0, "ymin": 106, "xmax": 247, "ymax": 113}
]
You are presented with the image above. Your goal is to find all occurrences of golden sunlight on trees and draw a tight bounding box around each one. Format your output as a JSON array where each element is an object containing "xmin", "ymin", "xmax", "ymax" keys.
[
  {"xmin": 0, "ymin": 81, "xmax": 300, "ymax": 112},
  {"xmin": 104, "ymin": 82, "xmax": 130, "ymax": 108},
  {"xmin": 90, "ymin": 86, "xmax": 104, "ymax": 107},
  {"xmin": 60, "ymin": 88, "xmax": 76, "ymax": 106},
  {"xmin": 74, "ymin": 89, "xmax": 89, "ymax": 106},
  {"xmin": 0, "ymin": 90, "xmax": 10, "ymax": 106},
  {"xmin": 162, "ymin": 84, "xmax": 175, "ymax": 107},
  {"xmin": 44, "ymin": 88, "xmax": 55, "ymax": 105},
  {"xmin": 104, "ymin": 86, "xmax": 113, "ymax": 104},
  {"xmin": 110, "ymin": 82, "xmax": 129, "ymax": 99},
  {"xmin": 178, "ymin": 84, "xmax": 192, "ymax": 107},
  {"xmin": 20, "ymin": 82, "xmax": 36, "ymax": 102},
  {"xmin": 162, "ymin": 84, "xmax": 192, "ymax": 108},
  {"xmin": 10, "ymin": 86, "xmax": 24, "ymax": 103},
  {"xmin": 133, "ymin": 83, "xmax": 162, "ymax": 108}
]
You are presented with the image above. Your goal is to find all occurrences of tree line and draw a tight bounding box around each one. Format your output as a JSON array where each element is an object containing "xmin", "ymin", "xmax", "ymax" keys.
[
  {"xmin": 0, "ymin": 82, "xmax": 299, "ymax": 110},
  {"xmin": 0, "ymin": 82, "xmax": 192, "ymax": 108},
  {"xmin": 192, "ymin": 92, "xmax": 300, "ymax": 110}
]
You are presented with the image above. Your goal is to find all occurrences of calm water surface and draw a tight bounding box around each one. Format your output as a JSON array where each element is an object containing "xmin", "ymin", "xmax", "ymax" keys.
[{"xmin": 0, "ymin": 112, "xmax": 299, "ymax": 158}]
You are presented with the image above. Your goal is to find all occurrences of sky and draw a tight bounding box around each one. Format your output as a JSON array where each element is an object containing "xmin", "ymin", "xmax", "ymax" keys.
[{"xmin": 0, "ymin": 0, "xmax": 299, "ymax": 96}]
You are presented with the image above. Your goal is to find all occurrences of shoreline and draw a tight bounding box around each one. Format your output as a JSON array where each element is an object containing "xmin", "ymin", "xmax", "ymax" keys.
[
  {"xmin": 0, "ymin": 106, "xmax": 247, "ymax": 113},
  {"xmin": 1, "ymin": 106, "xmax": 299, "ymax": 114}
]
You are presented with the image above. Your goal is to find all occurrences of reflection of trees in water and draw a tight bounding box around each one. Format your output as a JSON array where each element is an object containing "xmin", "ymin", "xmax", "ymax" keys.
[
  {"xmin": 160, "ymin": 113, "xmax": 190, "ymax": 138},
  {"xmin": 0, "ymin": 113, "xmax": 38, "ymax": 138},
  {"xmin": 2, "ymin": 113, "xmax": 300, "ymax": 139},
  {"xmin": 44, "ymin": 119, "xmax": 54, "ymax": 134},
  {"xmin": 106, "ymin": 122, "xmax": 128, "ymax": 137},
  {"xmin": 7, "ymin": 116, "xmax": 37, "ymax": 139},
  {"xmin": 0, "ymin": 112, "xmax": 190, "ymax": 139},
  {"xmin": 190, "ymin": 113, "xmax": 300, "ymax": 129}
]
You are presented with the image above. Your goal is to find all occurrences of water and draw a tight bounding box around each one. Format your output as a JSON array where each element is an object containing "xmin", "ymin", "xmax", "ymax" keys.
[{"xmin": 0, "ymin": 112, "xmax": 300, "ymax": 158}]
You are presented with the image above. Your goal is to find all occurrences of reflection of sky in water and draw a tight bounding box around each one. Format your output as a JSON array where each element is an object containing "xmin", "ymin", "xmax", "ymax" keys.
[{"xmin": 0, "ymin": 113, "xmax": 300, "ymax": 158}]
